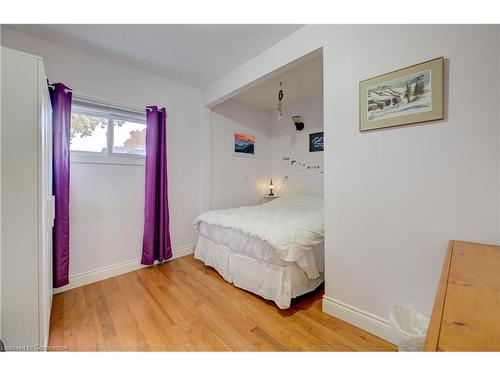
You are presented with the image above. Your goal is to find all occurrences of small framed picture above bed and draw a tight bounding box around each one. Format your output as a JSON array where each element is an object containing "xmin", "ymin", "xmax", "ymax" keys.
[
  {"xmin": 233, "ymin": 132, "xmax": 256, "ymax": 158},
  {"xmin": 309, "ymin": 131, "xmax": 324, "ymax": 152}
]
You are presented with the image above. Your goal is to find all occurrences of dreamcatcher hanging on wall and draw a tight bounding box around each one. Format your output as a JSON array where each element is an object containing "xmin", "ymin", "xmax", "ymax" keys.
[{"xmin": 277, "ymin": 81, "xmax": 284, "ymax": 121}]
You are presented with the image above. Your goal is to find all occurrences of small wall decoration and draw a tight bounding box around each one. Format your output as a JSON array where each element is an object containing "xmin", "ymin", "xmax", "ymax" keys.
[
  {"xmin": 359, "ymin": 57, "xmax": 444, "ymax": 132},
  {"xmin": 277, "ymin": 82, "xmax": 284, "ymax": 121},
  {"xmin": 291, "ymin": 115, "xmax": 305, "ymax": 131},
  {"xmin": 234, "ymin": 132, "xmax": 255, "ymax": 155},
  {"xmin": 309, "ymin": 132, "xmax": 324, "ymax": 152},
  {"xmin": 280, "ymin": 155, "xmax": 323, "ymax": 174}
]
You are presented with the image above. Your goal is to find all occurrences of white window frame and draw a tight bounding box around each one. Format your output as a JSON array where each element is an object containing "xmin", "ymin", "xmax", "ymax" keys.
[{"xmin": 70, "ymin": 99, "xmax": 147, "ymax": 166}]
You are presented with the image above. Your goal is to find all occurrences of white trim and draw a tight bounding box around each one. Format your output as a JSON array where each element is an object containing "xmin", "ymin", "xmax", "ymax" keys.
[
  {"xmin": 322, "ymin": 295, "xmax": 396, "ymax": 345},
  {"xmin": 72, "ymin": 92, "xmax": 146, "ymax": 116},
  {"xmin": 200, "ymin": 107, "xmax": 211, "ymax": 212},
  {"xmin": 53, "ymin": 244, "xmax": 195, "ymax": 294}
]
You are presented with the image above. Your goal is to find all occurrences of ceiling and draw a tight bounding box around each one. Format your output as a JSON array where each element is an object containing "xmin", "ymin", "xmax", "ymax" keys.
[
  {"xmin": 233, "ymin": 55, "xmax": 323, "ymax": 110},
  {"xmin": 6, "ymin": 24, "xmax": 303, "ymax": 88}
]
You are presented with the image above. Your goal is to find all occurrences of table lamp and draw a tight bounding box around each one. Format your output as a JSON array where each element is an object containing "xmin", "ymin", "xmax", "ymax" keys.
[{"xmin": 268, "ymin": 179, "xmax": 275, "ymax": 196}]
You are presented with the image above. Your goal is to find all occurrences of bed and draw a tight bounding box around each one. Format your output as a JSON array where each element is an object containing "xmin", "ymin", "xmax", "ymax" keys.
[{"xmin": 193, "ymin": 194, "xmax": 324, "ymax": 309}]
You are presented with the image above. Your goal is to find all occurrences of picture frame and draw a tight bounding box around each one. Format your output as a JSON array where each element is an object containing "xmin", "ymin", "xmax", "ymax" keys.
[
  {"xmin": 309, "ymin": 131, "xmax": 324, "ymax": 152},
  {"xmin": 233, "ymin": 132, "xmax": 256, "ymax": 157},
  {"xmin": 359, "ymin": 57, "xmax": 444, "ymax": 132}
]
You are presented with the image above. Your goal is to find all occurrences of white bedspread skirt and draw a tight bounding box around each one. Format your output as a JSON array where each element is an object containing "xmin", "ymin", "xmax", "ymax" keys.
[
  {"xmin": 194, "ymin": 234, "xmax": 324, "ymax": 309},
  {"xmin": 199, "ymin": 222, "xmax": 322, "ymax": 279}
]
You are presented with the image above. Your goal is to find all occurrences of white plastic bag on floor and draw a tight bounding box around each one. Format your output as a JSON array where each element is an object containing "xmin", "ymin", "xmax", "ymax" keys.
[{"xmin": 389, "ymin": 304, "xmax": 430, "ymax": 351}]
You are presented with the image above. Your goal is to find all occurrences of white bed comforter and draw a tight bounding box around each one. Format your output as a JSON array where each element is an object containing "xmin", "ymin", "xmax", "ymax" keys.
[{"xmin": 193, "ymin": 195, "xmax": 324, "ymax": 263}]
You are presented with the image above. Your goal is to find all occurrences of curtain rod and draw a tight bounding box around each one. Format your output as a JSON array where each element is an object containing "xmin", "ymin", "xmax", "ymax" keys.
[
  {"xmin": 48, "ymin": 85, "xmax": 160, "ymax": 115},
  {"xmin": 48, "ymin": 84, "xmax": 72, "ymax": 94},
  {"xmin": 72, "ymin": 91, "xmax": 147, "ymax": 115},
  {"xmin": 146, "ymin": 106, "xmax": 166, "ymax": 112}
]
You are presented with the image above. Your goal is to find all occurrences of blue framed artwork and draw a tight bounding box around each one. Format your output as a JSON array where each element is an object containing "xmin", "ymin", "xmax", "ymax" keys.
[{"xmin": 309, "ymin": 132, "xmax": 324, "ymax": 152}]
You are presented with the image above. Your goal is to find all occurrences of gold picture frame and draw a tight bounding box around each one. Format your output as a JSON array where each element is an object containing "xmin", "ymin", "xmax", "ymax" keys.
[{"xmin": 359, "ymin": 57, "xmax": 444, "ymax": 132}]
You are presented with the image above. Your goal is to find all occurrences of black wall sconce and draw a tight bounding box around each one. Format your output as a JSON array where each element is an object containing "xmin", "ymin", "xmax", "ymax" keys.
[{"xmin": 291, "ymin": 115, "xmax": 304, "ymax": 131}]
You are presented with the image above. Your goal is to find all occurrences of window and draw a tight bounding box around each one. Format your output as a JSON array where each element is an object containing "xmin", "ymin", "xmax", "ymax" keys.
[
  {"xmin": 70, "ymin": 99, "xmax": 147, "ymax": 163},
  {"xmin": 70, "ymin": 113, "xmax": 109, "ymax": 153},
  {"xmin": 112, "ymin": 119, "xmax": 147, "ymax": 155}
]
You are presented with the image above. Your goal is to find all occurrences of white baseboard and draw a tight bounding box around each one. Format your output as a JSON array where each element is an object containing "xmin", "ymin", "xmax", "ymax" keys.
[
  {"xmin": 53, "ymin": 244, "xmax": 195, "ymax": 294},
  {"xmin": 322, "ymin": 295, "xmax": 396, "ymax": 345}
]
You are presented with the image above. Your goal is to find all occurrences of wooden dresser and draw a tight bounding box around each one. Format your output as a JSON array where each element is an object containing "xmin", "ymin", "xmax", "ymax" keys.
[{"xmin": 424, "ymin": 240, "xmax": 500, "ymax": 351}]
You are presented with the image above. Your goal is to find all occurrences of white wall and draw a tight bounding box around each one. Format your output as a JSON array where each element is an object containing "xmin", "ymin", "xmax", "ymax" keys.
[
  {"xmin": 270, "ymin": 95, "xmax": 323, "ymax": 196},
  {"xmin": 1, "ymin": 27, "xmax": 204, "ymax": 285},
  {"xmin": 210, "ymin": 100, "xmax": 270, "ymax": 209},
  {"xmin": 0, "ymin": 26, "xmax": 3, "ymax": 340},
  {"xmin": 204, "ymin": 25, "xmax": 500, "ymax": 342}
]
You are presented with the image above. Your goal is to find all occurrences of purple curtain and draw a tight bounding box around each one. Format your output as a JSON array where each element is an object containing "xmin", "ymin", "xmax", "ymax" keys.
[
  {"xmin": 141, "ymin": 106, "xmax": 172, "ymax": 265},
  {"xmin": 49, "ymin": 83, "xmax": 72, "ymax": 287}
]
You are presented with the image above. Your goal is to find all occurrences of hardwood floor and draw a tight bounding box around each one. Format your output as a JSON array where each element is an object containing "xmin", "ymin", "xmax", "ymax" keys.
[{"xmin": 48, "ymin": 255, "xmax": 396, "ymax": 351}]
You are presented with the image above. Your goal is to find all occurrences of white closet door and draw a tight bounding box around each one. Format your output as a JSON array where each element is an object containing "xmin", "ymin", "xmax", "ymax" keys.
[
  {"xmin": 1, "ymin": 47, "xmax": 53, "ymax": 350},
  {"xmin": 37, "ymin": 60, "xmax": 54, "ymax": 349},
  {"xmin": 1, "ymin": 48, "xmax": 40, "ymax": 348}
]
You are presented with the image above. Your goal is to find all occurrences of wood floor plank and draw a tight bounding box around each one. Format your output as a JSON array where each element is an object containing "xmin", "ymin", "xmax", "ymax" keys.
[
  {"xmin": 62, "ymin": 290, "xmax": 78, "ymax": 350},
  {"xmin": 114, "ymin": 271, "xmax": 186, "ymax": 351},
  {"xmin": 100, "ymin": 277, "xmax": 150, "ymax": 351},
  {"xmin": 48, "ymin": 293, "xmax": 65, "ymax": 349},
  {"xmin": 82, "ymin": 283, "xmax": 107, "ymax": 351},
  {"xmin": 49, "ymin": 255, "xmax": 396, "ymax": 351},
  {"xmin": 91, "ymin": 282, "xmax": 121, "ymax": 351},
  {"xmin": 72, "ymin": 286, "xmax": 98, "ymax": 351}
]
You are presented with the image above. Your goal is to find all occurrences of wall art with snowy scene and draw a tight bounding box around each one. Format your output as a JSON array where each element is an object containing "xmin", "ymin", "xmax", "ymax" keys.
[{"xmin": 359, "ymin": 57, "xmax": 444, "ymax": 131}]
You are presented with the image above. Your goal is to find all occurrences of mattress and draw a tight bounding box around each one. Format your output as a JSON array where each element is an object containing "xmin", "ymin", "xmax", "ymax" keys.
[{"xmin": 194, "ymin": 194, "xmax": 324, "ymax": 263}]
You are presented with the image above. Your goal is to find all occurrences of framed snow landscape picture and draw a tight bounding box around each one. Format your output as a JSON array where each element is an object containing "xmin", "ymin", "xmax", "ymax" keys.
[{"xmin": 359, "ymin": 57, "xmax": 444, "ymax": 132}]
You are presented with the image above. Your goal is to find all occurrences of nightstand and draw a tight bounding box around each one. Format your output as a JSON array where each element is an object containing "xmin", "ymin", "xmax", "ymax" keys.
[{"xmin": 262, "ymin": 194, "xmax": 280, "ymax": 203}]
